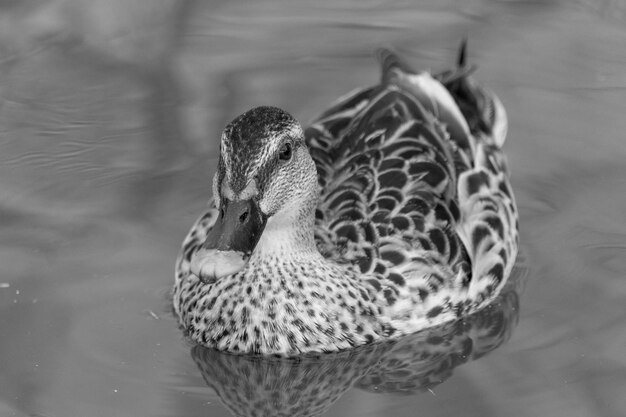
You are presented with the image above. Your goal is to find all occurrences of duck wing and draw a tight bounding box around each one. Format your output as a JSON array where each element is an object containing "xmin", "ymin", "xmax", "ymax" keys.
[
  {"xmin": 306, "ymin": 79, "xmax": 472, "ymax": 308},
  {"xmin": 306, "ymin": 45, "xmax": 517, "ymax": 320}
]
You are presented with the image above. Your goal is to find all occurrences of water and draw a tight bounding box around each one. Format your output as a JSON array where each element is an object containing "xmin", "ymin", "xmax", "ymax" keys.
[{"xmin": 1, "ymin": 1, "xmax": 625, "ymax": 416}]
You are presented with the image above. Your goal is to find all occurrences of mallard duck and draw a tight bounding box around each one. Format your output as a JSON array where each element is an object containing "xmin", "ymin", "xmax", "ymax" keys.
[{"xmin": 173, "ymin": 41, "xmax": 519, "ymax": 355}]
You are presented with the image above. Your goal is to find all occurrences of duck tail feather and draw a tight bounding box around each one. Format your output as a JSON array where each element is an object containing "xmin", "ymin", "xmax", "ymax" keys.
[
  {"xmin": 437, "ymin": 39, "xmax": 509, "ymax": 147},
  {"xmin": 376, "ymin": 47, "xmax": 417, "ymax": 84},
  {"xmin": 436, "ymin": 38, "xmax": 477, "ymax": 85},
  {"xmin": 457, "ymin": 38, "xmax": 468, "ymax": 67}
]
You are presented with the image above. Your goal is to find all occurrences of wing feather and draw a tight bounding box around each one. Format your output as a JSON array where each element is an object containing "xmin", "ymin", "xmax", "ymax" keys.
[{"xmin": 307, "ymin": 85, "xmax": 473, "ymax": 317}]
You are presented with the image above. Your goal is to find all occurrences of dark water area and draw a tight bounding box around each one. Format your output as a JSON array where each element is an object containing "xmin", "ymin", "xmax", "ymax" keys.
[{"xmin": 1, "ymin": 1, "xmax": 626, "ymax": 416}]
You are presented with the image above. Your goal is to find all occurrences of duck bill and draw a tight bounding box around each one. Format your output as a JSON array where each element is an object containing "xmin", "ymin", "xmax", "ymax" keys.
[{"xmin": 190, "ymin": 199, "xmax": 267, "ymax": 284}]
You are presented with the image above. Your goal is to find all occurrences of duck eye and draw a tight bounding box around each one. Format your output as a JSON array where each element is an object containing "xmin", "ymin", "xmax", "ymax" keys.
[{"xmin": 278, "ymin": 142, "xmax": 292, "ymax": 161}]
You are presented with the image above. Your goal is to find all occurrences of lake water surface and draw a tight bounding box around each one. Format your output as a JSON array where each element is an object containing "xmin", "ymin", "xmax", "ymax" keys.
[{"xmin": 1, "ymin": 1, "xmax": 626, "ymax": 416}]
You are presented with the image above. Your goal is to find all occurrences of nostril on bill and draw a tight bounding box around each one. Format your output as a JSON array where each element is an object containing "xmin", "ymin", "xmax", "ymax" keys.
[{"xmin": 239, "ymin": 211, "xmax": 249, "ymax": 223}]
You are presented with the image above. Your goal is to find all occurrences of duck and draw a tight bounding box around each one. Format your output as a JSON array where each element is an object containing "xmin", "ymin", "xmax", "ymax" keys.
[{"xmin": 173, "ymin": 41, "xmax": 519, "ymax": 356}]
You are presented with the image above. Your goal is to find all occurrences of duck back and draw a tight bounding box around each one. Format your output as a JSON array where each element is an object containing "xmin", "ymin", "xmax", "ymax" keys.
[{"xmin": 306, "ymin": 44, "xmax": 518, "ymax": 327}]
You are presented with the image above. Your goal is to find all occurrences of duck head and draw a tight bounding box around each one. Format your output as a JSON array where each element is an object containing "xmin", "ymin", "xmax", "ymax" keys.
[{"xmin": 190, "ymin": 106, "xmax": 318, "ymax": 283}]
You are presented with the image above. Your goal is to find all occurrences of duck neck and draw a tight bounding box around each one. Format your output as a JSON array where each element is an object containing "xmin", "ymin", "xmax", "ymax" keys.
[{"xmin": 251, "ymin": 202, "xmax": 321, "ymax": 261}]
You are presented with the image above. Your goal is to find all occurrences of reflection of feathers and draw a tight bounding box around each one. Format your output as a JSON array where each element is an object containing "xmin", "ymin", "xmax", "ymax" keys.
[{"xmin": 190, "ymin": 262, "xmax": 525, "ymax": 416}]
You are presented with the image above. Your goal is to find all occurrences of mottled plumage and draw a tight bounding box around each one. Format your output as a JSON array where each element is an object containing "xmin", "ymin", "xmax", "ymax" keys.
[
  {"xmin": 174, "ymin": 42, "xmax": 519, "ymax": 355},
  {"xmin": 191, "ymin": 264, "xmax": 524, "ymax": 416}
]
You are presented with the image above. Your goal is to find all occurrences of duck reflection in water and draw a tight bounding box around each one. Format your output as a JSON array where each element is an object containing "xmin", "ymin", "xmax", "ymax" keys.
[{"xmin": 188, "ymin": 262, "xmax": 526, "ymax": 417}]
